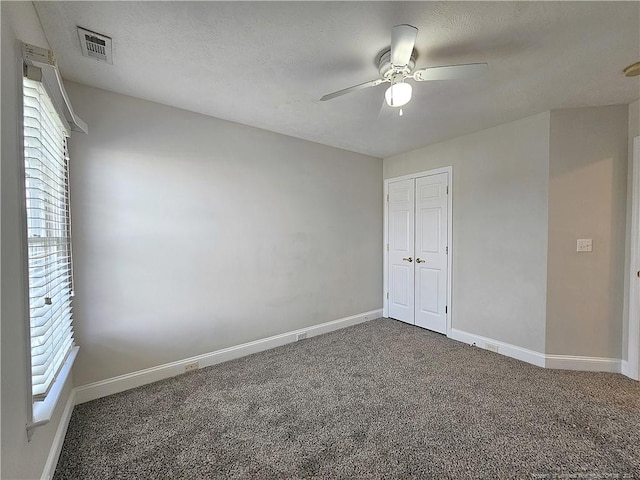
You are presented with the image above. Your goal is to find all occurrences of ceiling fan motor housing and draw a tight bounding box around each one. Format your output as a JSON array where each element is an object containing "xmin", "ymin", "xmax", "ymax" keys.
[{"xmin": 378, "ymin": 49, "xmax": 416, "ymax": 79}]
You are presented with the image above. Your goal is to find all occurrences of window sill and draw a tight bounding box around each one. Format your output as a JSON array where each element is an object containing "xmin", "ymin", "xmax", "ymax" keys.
[{"xmin": 26, "ymin": 346, "xmax": 78, "ymax": 441}]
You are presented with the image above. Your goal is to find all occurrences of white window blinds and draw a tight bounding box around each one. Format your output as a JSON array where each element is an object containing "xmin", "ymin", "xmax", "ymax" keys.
[{"xmin": 23, "ymin": 77, "xmax": 75, "ymax": 399}]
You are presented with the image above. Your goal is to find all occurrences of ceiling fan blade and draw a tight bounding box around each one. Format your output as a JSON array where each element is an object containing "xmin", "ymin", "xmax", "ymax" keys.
[
  {"xmin": 390, "ymin": 24, "xmax": 418, "ymax": 66},
  {"xmin": 320, "ymin": 78, "xmax": 385, "ymax": 101},
  {"xmin": 413, "ymin": 63, "xmax": 488, "ymax": 82}
]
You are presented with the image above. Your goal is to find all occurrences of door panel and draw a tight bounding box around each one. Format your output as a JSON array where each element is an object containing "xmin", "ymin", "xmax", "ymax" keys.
[
  {"xmin": 388, "ymin": 179, "xmax": 415, "ymax": 324},
  {"xmin": 420, "ymin": 208, "xmax": 441, "ymax": 253},
  {"xmin": 414, "ymin": 173, "xmax": 448, "ymax": 334},
  {"xmin": 391, "ymin": 265, "xmax": 411, "ymax": 307},
  {"xmin": 419, "ymin": 268, "xmax": 440, "ymax": 314},
  {"xmin": 392, "ymin": 211, "xmax": 411, "ymax": 251},
  {"xmin": 419, "ymin": 183, "xmax": 441, "ymax": 200}
]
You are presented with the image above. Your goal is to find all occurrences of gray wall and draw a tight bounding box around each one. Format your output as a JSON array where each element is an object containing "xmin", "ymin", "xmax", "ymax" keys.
[
  {"xmin": 546, "ymin": 106, "xmax": 629, "ymax": 358},
  {"xmin": 384, "ymin": 113, "xmax": 551, "ymax": 353},
  {"xmin": 65, "ymin": 82, "xmax": 383, "ymax": 386},
  {"xmin": 384, "ymin": 106, "xmax": 630, "ymax": 359},
  {"xmin": 1, "ymin": 3, "xmax": 75, "ymax": 479}
]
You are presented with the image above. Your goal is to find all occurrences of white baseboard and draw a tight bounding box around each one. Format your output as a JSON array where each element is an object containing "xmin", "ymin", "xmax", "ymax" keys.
[
  {"xmin": 40, "ymin": 389, "xmax": 76, "ymax": 480},
  {"xmin": 545, "ymin": 354, "xmax": 621, "ymax": 373},
  {"xmin": 74, "ymin": 309, "xmax": 382, "ymax": 405},
  {"xmin": 449, "ymin": 328, "xmax": 546, "ymax": 367},
  {"xmin": 449, "ymin": 328, "xmax": 624, "ymax": 374}
]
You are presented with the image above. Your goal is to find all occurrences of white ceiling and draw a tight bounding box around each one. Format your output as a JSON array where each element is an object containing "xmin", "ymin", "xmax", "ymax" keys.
[{"xmin": 34, "ymin": 1, "xmax": 640, "ymax": 158}]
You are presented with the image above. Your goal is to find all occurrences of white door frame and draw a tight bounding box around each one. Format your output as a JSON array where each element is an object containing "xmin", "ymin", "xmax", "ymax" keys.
[
  {"xmin": 626, "ymin": 135, "xmax": 640, "ymax": 381},
  {"xmin": 383, "ymin": 166, "xmax": 453, "ymax": 336}
]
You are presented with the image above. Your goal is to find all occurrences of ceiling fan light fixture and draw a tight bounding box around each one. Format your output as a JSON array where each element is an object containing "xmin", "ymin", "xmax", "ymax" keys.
[{"xmin": 385, "ymin": 82, "xmax": 412, "ymax": 107}]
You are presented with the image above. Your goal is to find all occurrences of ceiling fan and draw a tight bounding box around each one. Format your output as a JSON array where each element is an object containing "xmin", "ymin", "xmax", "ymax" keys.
[{"xmin": 320, "ymin": 24, "xmax": 488, "ymax": 115}]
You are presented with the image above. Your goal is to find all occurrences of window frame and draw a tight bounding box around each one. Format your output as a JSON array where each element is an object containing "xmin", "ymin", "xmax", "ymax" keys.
[{"xmin": 20, "ymin": 55, "xmax": 84, "ymax": 440}]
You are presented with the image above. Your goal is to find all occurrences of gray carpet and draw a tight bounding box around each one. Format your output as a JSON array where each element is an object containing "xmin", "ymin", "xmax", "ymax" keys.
[{"xmin": 54, "ymin": 318, "xmax": 640, "ymax": 479}]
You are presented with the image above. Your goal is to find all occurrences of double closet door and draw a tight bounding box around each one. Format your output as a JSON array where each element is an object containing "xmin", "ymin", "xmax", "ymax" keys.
[{"xmin": 388, "ymin": 172, "xmax": 448, "ymax": 334}]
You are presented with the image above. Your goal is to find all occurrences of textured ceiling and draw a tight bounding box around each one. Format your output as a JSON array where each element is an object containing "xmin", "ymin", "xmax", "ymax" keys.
[{"xmin": 34, "ymin": 1, "xmax": 640, "ymax": 158}]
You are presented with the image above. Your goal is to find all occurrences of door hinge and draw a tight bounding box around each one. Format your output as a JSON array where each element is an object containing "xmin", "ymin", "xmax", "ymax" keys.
[
  {"xmin": 387, "ymin": 243, "xmax": 389, "ymax": 251},
  {"xmin": 386, "ymin": 194, "xmax": 389, "ymax": 202},
  {"xmin": 446, "ymin": 185, "xmax": 449, "ymax": 194},
  {"xmin": 446, "ymin": 246, "xmax": 448, "ymax": 255},
  {"xmin": 386, "ymin": 292, "xmax": 389, "ymax": 300},
  {"xmin": 445, "ymin": 305, "xmax": 448, "ymax": 314}
]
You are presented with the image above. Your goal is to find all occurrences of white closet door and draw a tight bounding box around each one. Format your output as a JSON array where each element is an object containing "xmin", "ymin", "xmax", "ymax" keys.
[
  {"xmin": 387, "ymin": 172, "xmax": 449, "ymax": 333},
  {"xmin": 414, "ymin": 173, "xmax": 448, "ymax": 334},
  {"xmin": 388, "ymin": 179, "xmax": 415, "ymax": 325}
]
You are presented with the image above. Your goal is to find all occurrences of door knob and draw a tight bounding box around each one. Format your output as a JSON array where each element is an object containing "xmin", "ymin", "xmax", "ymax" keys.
[
  {"xmin": 416, "ymin": 258, "xmax": 425, "ymax": 263},
  {"xmin": 402, "ymin": 257, "xmax": 413, "ymax": 262}
]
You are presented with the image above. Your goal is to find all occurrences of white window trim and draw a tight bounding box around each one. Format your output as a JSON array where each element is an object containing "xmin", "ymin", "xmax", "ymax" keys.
[
  {"xmin": 20, "ymin": 43, "xmax": 87, "ymax": 440},
  {"xmin": 26, "ymin": 346, "xmax": 78, "ymax": 440}
]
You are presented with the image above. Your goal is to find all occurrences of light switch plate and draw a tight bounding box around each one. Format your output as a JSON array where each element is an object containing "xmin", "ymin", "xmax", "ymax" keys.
[{"xmin": 577, "ymin": 238, "xmax": 592, "ymax": 252}]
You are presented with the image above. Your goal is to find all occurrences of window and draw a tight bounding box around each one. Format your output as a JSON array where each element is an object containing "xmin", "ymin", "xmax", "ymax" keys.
[{"xmin": 23, "ymin": 77, "xmax": 75, "ymax": 400}]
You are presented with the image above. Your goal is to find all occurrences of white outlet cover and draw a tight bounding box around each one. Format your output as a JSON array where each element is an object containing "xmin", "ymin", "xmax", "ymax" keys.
[
  {"xmin": 485, "ymin": 343, "xmax": 498, "ymax": 353},
  {"xmin": 577, "ymin": 238, "xmax": 593, "ymax": 252}
]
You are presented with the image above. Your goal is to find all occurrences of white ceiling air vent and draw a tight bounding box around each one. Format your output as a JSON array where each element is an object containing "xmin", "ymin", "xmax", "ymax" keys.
[{"xmin": 77, "ymin": 27, "xmax": 113, "ymax": 64}]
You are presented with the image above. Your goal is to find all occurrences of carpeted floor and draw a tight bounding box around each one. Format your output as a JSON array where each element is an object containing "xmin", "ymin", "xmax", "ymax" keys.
[{"xmin": 54, "ymin": 318, "xmax": 640, "ymax": 479}]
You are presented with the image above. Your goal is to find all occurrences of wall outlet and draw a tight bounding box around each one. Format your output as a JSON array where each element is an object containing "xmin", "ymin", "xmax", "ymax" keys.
[
  {"xmin": 296, "ymin": 332, "xmax": 307, "ymax": 341},
  {"xmin": 485, "ymin": 343, "xmax": 498, "ymax": 353},
  {"xmin": 184, "ymin": 362, "xmax": 199, "ymax": 372}
]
